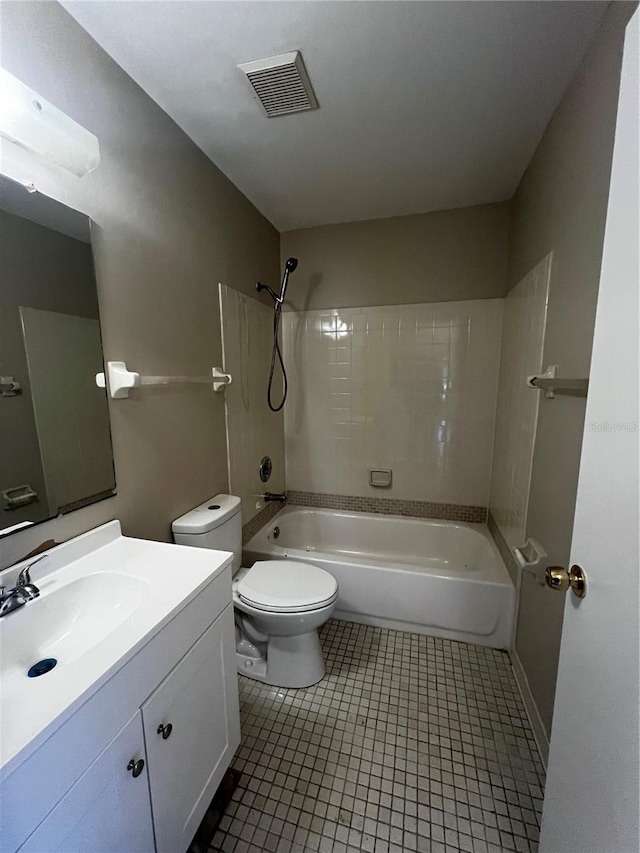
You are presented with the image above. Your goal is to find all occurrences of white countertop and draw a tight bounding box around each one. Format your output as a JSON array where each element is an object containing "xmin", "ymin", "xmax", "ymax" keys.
[{"xmin": 0, "ymin": 521, "xmax": 232, "ymax": 780}]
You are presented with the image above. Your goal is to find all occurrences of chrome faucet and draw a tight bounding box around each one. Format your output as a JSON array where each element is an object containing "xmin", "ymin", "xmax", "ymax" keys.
[
  {"xmin": 262, "ymin": 492, "xmax": 287, "ymax": 504},
  {"xmin": 0, "ymin": 555, "xmax": 44, "ymax": 618}
]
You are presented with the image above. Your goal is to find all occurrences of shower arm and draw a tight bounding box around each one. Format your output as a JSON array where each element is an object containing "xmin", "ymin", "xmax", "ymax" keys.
[
  {"xmin": 256, "ymin": 269, "xmax": 290, "ymax": 307},
  {"xmin": 256, "ymin": 281, "xmax": 281, "ymax": 305}
]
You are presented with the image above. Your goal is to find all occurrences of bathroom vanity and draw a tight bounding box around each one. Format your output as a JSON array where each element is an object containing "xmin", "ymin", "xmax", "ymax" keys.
[{"xmin": 0, "ymin": 521, "xmax": 240, "ymax": 853}]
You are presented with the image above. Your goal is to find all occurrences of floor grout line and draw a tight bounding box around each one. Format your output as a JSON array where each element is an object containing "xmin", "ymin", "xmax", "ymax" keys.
[{"xmin": 210, "ymin": 619, "xmax": 545, "ymax": 853}]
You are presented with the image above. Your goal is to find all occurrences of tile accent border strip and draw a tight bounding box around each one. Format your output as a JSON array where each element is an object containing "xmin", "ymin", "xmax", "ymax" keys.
[
  {"xmin": 241, "ymin": 501, "xmax": 283, "ymax": 545},
  {"xmin": 287, "ymin": 490, "xmax": 487, "ymax": 524},
  {"xmin": 487, "ymin": 509, "xmax": 518, "ymax": 586}
]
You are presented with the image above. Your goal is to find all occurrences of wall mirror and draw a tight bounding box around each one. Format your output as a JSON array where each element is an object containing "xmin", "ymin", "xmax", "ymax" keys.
[{"xmin": 0, "ymin": 174, "xmax": 115, "ymax": 537}]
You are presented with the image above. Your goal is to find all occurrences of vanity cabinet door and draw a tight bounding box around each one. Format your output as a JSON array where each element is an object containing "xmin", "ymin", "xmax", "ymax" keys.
[
  {"xmin": 18, "ymin": 711, "xmax": 154, "ymax": 853},
  {"xmin": 142, "ymin": 603, "xmax": 240, "ymax": 853}
]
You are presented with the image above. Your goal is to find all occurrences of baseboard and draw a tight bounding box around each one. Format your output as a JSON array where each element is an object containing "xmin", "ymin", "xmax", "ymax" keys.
[{"xmin": 509, "ymin": 648, "xmax": 550, "ymax": 768}]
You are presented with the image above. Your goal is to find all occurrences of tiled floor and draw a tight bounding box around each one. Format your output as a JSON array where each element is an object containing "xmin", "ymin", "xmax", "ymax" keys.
[{"xmin": 210, "ymin": 620, "xmax": 545, "ymax": 853}]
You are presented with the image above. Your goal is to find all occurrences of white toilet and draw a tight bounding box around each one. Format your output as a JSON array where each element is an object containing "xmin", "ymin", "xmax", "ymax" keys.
[{"xmin": 172, "ymin": 494, "xmax": 338, "ymax": 688}]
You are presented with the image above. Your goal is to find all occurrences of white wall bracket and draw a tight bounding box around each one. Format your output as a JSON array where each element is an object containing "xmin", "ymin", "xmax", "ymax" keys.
[
  {"xmin": 0, "ymin": 375, "xmax": 22, "ymax": 397},
  {"xmin": 96, "ymin": 361, "xmax": 231, "ymax": 399},
  {"xmin": 96, "ymin": 362, "xmax": 137, "ymax": 399},
  {"xmin": 515, "ymin": 538, "xmax": 548, "ymax": 586},
  {"xmin": 527, "ymin": 365, "xmax": 589, "ymax": 399},
  {"xmin": 212, "ymin": 367, "xmax": 233, "ymax": 393},
  {"xmin": 528, "ymin": 365, "xmax": 558, "ymax": 399}
]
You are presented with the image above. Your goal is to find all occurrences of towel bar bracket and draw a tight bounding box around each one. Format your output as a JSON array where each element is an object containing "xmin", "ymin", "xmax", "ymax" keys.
[
  {"xmin": 96, "ymin": 361, "xmax": 232, "ymax": 399},
  {"xmin": 528, "ymin": 365, "xmax": 588, "ymax": 398}
]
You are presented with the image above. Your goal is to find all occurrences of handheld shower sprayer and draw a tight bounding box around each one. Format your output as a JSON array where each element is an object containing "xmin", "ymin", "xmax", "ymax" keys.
[
  {"xmin": 256, "ymin": 257, "xmax": 298, "ymax": 412},
  {"xmin": 256, "ymin": 257, "xmax": 298, "ymax": 307}
]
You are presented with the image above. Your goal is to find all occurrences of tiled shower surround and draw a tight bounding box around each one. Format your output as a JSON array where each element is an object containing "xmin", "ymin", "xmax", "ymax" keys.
[
  {"xmin": 487, "ymin": 511, "xmax": 519, "ymax": 587},
  {"xmin": 489, "ymin": 256, "xmax": 551, "ymax": 553},
  {"xmin": 211, "ymin": 620, "xmax": 545, "ymax": 853},
  {"xmin": 220, "ymin": 284, "xmax": 287, "ymax": 528},
  {"xmin": 283, "ymin": 300, "xmax": 503, "ymax": 508},
  {"xmin": 242, "ymin": 501, "xmax": 284, "ymax": 545}
]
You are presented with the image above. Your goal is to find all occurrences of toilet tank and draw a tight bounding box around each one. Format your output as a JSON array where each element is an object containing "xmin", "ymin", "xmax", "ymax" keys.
[{"xmin": 172, "ymin": 494, "xmax": 242, "ymax": 573}]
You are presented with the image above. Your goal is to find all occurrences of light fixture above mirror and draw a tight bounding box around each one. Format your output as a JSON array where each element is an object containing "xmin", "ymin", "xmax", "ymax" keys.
[{"xmin": 0, "ymin": 67, "xmax": 100, "ymax": 177}]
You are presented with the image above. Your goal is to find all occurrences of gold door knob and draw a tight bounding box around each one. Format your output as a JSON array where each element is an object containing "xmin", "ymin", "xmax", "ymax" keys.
[
  {"xmin": 568, "ymin": 564, "xmax": 587, "ymax": 598},
  {"xmin": 545, "ymin": 566, "xmax": 570, "ymax": 592},
  {"xmin": 545, "ymin": 565, "xmax": 587, "ymax": 598}
]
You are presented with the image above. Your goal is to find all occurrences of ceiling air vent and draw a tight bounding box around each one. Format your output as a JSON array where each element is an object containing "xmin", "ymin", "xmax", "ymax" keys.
[{"xmin": 238, "ymin": 51, "xmax": 318, "ymax": 118}]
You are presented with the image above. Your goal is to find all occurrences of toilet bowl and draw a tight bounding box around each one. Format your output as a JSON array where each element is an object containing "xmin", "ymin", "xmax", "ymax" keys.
[
  {"xmin": 172, "ymin": 495, "xmax": 338, "ymax": 689},
  {"xmin": 233, "ymin": 560, "xmax": 338, "ymax": 687}
]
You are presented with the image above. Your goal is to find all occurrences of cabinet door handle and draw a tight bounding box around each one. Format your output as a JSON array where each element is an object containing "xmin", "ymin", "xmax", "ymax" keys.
[
  {"xmin": 127, "ymin": 758, "xmax": 145, "ymax": 778},
  {"xmin": 157, "ymin": 722, "xmax": 173, "ymax": 740}
]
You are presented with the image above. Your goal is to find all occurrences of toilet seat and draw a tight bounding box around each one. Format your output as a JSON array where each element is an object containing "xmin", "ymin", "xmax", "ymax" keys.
[{"xmin": 235, "ymin": 560, "xmax": 338, "ymax": 613}]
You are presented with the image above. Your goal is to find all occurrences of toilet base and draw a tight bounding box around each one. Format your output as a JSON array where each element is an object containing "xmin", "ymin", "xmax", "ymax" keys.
[{"xmin": 236, "ymin": 630, "xmax": 326, "ymax": 688}]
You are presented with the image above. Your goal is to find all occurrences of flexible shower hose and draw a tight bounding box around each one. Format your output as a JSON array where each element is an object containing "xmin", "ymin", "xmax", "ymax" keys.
[{"xmin": 267, "ymin": 304, "xmax": 288, "ymax": 411}]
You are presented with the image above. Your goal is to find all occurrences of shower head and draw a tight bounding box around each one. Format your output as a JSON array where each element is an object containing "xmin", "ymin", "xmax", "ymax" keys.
[
  {"xmin": 257, "ymin": 257, "xmax": 299, "ymax": 307},
  {"xmin": 278, "ymin": 257, "xmax": 298, "ymax": 307}
]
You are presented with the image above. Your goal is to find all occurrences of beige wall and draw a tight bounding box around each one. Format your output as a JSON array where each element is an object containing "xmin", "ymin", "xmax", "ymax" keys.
[
  {"xmin": 0, "ymin": 210, "xmax": 99, "ymax": 319},
  {"xmin": 0, "ymin": 1, "xmax": 279, "ymax": 568},
  {"xmin": 20, "ymin": 308, "xmax": 115, "ymax": 513},
  {"xmin": 0, "ymin": 309, "xmax": 50, "ymax": 526},
  {"xmin": 281, "ymin": 202, "xmax": 510, "ymax": 312},
  {"xmin": 509, "ymin": 3, "xmax": 631, "ymax": 737}
]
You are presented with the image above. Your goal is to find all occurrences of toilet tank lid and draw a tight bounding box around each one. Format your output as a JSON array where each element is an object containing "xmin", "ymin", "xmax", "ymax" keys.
[{"xmin": 171, "ymin": 494, "xmax": 241, "ymax": 535}]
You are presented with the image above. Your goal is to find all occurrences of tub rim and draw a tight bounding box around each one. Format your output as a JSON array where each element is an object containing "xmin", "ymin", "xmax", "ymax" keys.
[{"xmin": 244, "ymin": 503, "xmax": 512, "ymax": 587}]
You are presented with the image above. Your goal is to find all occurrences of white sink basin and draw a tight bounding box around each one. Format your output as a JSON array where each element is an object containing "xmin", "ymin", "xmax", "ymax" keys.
[
  {"xmin": 2, "ymin": 571, "xmax": 150, "ymax": 684},
  {"xmin": 0, "ymin": 521, "xmax": 233, "ymax": 779}
]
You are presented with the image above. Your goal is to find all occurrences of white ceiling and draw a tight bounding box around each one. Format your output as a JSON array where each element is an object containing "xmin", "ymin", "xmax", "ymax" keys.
[{"xmin": 62, "ymin": 1, "xmax": 608, "ymax": 232}]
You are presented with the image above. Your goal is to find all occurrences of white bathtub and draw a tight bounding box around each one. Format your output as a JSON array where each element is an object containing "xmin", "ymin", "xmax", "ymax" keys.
[{"xmin": 244, "ymin": 506, "xmax": 515, "ymax": 648}]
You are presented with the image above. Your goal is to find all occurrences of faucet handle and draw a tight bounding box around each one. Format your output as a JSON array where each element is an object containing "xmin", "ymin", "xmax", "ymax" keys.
[{"xmin": 17, "ymin": 554, "xmax": 47, "ymax": 586}]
